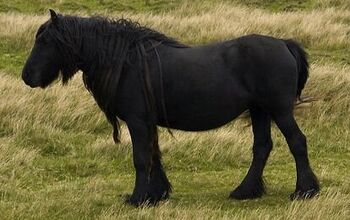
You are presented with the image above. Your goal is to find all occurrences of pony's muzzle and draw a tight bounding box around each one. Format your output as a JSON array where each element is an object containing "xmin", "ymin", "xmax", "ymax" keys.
[{"xmin": 22, "ymin": 68, "xmax": 39, "ymax": 88}]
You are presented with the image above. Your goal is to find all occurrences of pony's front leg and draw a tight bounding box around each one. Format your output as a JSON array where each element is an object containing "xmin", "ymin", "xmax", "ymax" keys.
[
  {"xmin": 125, "ymin": 116, "xmax": 170, "ymax": 206},
  {"xmin": 125, "ymin": 116, "xmax": 152, "ymax": 206}
]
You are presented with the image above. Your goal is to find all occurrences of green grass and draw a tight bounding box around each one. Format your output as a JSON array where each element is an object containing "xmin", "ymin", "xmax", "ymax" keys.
[
  {"xmin": 0, "ymin": 0, "xmax": 350, "ymax": 219},
  {"xmin": 0, "ymin": 0, "xmax": 199, "ymax": 14},
  {"xmin": 0, "ymin": 37, "xmax": 30, "ymax": 76},
  {"xmin": 235, "ymin": 0, "xmax": 314, "ymax": 11}
]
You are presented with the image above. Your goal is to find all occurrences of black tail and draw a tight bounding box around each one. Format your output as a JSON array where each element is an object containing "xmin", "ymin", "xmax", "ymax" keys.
[{"xmin": 284, "ymin": 39, "xmax": 309, "ymax": 99}]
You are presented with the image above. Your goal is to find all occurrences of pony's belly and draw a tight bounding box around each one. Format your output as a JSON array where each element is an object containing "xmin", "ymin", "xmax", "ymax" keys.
[
  {"xmin": 167, "ymin": 115, "xmax": 242, "ymax": 131},
  {"xmin": 158, "ymin": 102, "xmax": 247, "ymax": 131}
]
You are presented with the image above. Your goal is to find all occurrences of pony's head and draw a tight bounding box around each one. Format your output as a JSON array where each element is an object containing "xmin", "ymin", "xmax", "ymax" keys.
[{"xmin": 22, "ymin": 10, "xmax": 71, "ymax": 88}]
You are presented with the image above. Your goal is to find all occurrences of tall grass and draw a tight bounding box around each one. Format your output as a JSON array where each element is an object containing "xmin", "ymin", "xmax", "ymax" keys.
[{"xmin": 1, "ymin": 4, "xmax": 349, "ymax": 49}]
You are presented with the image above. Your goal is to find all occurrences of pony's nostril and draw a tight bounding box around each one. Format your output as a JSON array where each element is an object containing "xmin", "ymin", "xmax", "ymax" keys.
[
  {"xmin": 22, "ymin": 70, "xmax": 29, "ymax": 80},
  {"xmin": 22, "ymin": 69, "xmax": 34, "ymax": 86}
]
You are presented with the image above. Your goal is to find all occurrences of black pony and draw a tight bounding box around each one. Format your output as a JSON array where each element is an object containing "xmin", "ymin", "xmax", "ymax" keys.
[{"xmin": 22, "ymin": 10, "xmax": 319, "ymax": 206}]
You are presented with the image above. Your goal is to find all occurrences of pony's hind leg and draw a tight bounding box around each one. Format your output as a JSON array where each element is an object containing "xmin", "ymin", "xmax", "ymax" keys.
[
  {"xmin": 230, "ymin": 107, "xmax": 273, "ymax": 200},
  {"xmin": 272, "ymin": 111, "xmax": 319, "ymax": 200}
]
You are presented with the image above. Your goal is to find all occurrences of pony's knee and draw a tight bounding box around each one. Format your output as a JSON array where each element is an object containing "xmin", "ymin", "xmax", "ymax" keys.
[{"xmin": 253, "ymin": 137, "xmax": 273, "ymax": 160}]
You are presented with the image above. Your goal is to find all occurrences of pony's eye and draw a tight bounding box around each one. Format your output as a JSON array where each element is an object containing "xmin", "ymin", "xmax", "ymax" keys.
[
  {"xmin": 35, "ymin": 22, "xmax": 50, "ymax": 39},
  {"xmin": 36, "ymin": 28, "xmax": 45, "ymax": 39},
  {"xmin": 36, "ymin": 34, "xmax": 49, "ymax": 44}
]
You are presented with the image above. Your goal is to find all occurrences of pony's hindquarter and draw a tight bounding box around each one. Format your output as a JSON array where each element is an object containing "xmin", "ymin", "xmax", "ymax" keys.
[{"xmin": 229, "ymin": 36, "xmax": 319, "ymax": 200}]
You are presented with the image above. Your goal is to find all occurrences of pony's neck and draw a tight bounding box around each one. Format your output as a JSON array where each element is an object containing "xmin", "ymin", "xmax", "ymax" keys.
[{"xmin": 74, "ymin": 23, "xmax": 123, "ymax": 74}]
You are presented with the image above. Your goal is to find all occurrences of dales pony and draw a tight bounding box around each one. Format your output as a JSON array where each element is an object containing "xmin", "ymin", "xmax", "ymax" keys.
[{"xmin": 22, "ymin": 10, "xmax": 319, "ymax": 206}]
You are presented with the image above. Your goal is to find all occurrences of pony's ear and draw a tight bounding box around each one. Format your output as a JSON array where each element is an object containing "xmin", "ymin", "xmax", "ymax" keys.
[{"xmin": 49, "ymin": 9, "xmax": 58, "ymax": 24}]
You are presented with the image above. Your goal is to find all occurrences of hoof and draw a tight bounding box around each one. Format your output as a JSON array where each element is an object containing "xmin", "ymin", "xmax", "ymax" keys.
[
  {"xmin": 229, "ymin": 176, "xmax": 265, "ymax": 200},
  {"xmin": 229, "ymin": 180, "xmax": 265, "ymax": 200},
  {"xmin": 123, "ymin": 193, "xmax": 169, "ymax": 207},
  {"xmin": 291, "ymin": 170, "xmax": 320, "ymax": 200},
  {"xmin": 290, "ymin": 188, "xmax": 319, "ymax": 200},
  {"xmin": 124, "ymin": 194, "xmax": 154, "ymax": 207},
  {"xmin": 125, "ymin": 166, "xmax": 171, "ymax": 207}
]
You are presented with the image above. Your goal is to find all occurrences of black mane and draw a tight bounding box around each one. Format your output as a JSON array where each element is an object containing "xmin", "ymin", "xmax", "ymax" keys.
[
  {"xmin": 46, "ymin": 14, "xmax": 188, "ymax": 141},
  {"xmin": 46, "ymin": 14, "xmax": 187, "ymax": 80}
]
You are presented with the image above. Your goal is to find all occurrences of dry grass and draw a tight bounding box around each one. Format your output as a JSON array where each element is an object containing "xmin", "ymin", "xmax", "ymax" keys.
[{"xmin": 0, "ymin": 3, "xmax": 349, "ymax": 49}]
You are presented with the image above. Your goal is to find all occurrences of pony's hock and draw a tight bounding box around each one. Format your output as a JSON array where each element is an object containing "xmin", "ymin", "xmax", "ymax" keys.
[{"xmin": 22, "ymin": 9, "xmax": 320, "ymax": 206}]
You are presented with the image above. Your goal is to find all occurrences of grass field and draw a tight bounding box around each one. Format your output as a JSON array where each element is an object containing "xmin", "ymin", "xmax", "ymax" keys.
[{"xmin": 0, "ymin": 0, "xmax": 349, "ymax": 219}]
